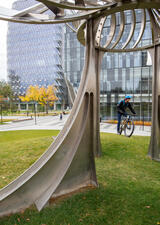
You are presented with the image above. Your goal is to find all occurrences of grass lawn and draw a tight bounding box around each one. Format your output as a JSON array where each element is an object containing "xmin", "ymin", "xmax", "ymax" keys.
[
  {"xmin": 0, "ymin": 131, "xmax": 160, "ymax": 225},
  {"xmin": 0, "ymin": 130, "xmax": 60, "ymax": 188}
]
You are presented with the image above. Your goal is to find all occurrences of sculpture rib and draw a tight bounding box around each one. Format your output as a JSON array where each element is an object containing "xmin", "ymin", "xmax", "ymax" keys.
[
  {"xmin": 1, "ymin": 0, "xmax": 160, "ymax": 217},
  {"xmin": 122, "ymin": 9, "xmax": 136, "ymax": 49},
  {"xmin": 104, "ymin": 14, "xmax": 116, "ymax": 48},
  {"xmin": 37, "ymin": 0, "xmax": 116, "ymax": 10},
  {"xmin": 110, "ymin": 11, "xmax": 125, "ymax": 49},
  {"xmin": 132, "ymin": 9, "xmax": 146, "ymax": 49},
  {"xmin": 0, "ymin": 18, "xmax": 100, "ymax": 217},
  {"xmin": 0, "ymin": 8, "xmax": 99, "ymax": 24}
]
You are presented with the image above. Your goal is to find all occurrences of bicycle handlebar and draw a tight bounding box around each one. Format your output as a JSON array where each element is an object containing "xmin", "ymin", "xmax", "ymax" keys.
[{"xmin": 122, "ymin": 113, "xmax": 136, "ymax": 117}]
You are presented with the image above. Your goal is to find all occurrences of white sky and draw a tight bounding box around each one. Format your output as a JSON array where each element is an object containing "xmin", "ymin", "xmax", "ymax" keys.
[{"xmin": 0, "ymin": 0, "xmax": 15, "ymax": 81}]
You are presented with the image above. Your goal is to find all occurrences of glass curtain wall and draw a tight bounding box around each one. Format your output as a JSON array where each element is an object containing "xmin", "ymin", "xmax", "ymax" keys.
[
  {"xmin": 64, "ymin": 25, "xmax": 84, "ymax": 91},
  {"xmin": 7, "ymin": 0, "xmax": 67, "ymax": 108},
  {"xmin": 64, "ymin": 10, "xmax": 152, "ymax": 121},
  {"xmin": 100, "ymin": 9, "xmax": 152, "ymax": 121}
]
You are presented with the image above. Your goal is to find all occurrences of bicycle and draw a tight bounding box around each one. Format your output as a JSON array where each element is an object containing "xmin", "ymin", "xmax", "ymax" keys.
[{"xmin": 119, "ymin": 114, "xmax": 135, "ymax": 137}]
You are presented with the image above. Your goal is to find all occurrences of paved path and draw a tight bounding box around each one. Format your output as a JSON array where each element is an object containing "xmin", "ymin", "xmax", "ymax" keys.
[{"xmin": 0, "ymin": 115, "xmax": 151, "ymax": 136}]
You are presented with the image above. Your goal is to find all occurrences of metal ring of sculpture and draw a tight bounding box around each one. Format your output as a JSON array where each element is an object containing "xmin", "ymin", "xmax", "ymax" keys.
[{"xmin": 0, "ymin": 0, "xmax": 160, "ymax": 217}]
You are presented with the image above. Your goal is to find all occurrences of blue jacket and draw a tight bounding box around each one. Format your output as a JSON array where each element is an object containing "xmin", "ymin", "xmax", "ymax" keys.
[{"xmin": 117, "ymin": 100, "xmax": 136, "ymax": 115}]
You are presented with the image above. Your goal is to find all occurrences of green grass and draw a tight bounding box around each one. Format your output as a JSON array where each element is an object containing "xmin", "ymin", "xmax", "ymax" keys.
[
  {"xmin": 1, "ymin": 131, "xmax": 160, "ymax": 225},
  {"xmin": 0, "ymin": 130, "xmax": 59, "ymax": 188}
]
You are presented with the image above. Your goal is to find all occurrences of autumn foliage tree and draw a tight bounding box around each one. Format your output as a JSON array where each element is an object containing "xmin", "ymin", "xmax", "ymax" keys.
[
  {"xmin": 19, "ymin": 85, "xmax": 58, "ymax": 114},
  {"xmin": 39, "ymin": 85, "xmax": 58, "ymax": 114},
  {"xmin": 19, "ymin": 85, "xmax": 39, "ymax": 103}
]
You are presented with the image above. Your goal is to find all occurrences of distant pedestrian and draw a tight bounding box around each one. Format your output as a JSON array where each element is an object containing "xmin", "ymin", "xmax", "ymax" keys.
[{"xmin": 60, "ymin": 113, "xmax": 62, "ymax": 120}]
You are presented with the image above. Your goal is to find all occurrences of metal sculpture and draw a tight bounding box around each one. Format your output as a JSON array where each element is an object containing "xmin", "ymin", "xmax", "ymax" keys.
[{"xmin": 0, "ymin": 0, "xmax": 160, "ymax": 217}]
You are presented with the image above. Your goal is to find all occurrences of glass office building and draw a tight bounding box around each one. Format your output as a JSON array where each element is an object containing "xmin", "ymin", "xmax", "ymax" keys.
[
  {"xmin": 64, "ymin": 10, "xmax": 152, "ymax": 121},
  {"xmin": 7, "ymin": 0, "xmax": 68, "ymax": 108},
  {"xmin": 63, "ymin": 25, "xmax": 84, "ymax": 90}
]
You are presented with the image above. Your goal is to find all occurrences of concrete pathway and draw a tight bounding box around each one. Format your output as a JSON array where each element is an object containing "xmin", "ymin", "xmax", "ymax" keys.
[{"xmin": 0, "ymin": 115, "xmax": 151, "ymax": 136}]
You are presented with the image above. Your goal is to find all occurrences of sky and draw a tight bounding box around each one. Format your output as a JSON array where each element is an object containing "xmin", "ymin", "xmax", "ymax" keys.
[{"xmin": 0, "ymin": 0, "xmax": 15, "ymax": 81}]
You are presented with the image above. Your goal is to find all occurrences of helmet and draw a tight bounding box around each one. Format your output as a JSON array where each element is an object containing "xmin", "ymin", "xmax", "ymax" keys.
[{"xmin": 125, "ymin": 95, "xmax": 132, "ymax": 99}]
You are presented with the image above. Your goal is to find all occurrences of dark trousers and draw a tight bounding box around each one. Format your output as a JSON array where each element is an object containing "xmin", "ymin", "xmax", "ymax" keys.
[{"xmin": 117, "ymin": 112, "xmax": 122, "ymax": 132}]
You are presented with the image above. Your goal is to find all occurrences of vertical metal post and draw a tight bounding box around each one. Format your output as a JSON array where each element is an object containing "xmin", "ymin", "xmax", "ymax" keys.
[{"xmin": 34, "ymin": 102, "xmax": 37, "ymax": 125}]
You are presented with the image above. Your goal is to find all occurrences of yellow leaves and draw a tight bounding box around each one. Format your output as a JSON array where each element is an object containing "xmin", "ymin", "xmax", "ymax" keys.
[
  {"xmin": 19, "ymin": 84, "xmax": 58, "ymax": 106},
  {"xmin": 38, "ymin": 85, "xmax": 58, "ymax": 106},
  {"xmin": 19, "ymin": 85, "xmax": 39, "ymax": 102},
  {"xmin": 19, "ymin": 95, "xmax": 29, "ymax": 102},
  {"xmin": 26, "ymin": 85, "xmax": 39, "ymax": 102}
]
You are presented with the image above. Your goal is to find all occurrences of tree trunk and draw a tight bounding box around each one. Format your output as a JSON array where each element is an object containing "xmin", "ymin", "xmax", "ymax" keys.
[{"xmin": 46, "ymin": 104, "xmax": 48, "ymax": 114}]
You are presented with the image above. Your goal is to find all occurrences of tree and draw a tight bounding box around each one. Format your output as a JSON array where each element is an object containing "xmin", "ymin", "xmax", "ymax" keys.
[
  {"xmin": 19, "ymin": 85, "xmax": 58, "ymax": 114},
  {"xmin": 0, "ymin": 81, "xmax": 13, "ymax": 99},
  {"xmin": 0, "ymin": 81, "xmax": 14, "ymax": 113},
  {"xmin": 39, "ymin": 85, "xmax": 58, "ymax": 114},
  {"xmin": 19, "ymin": 85, "xmax": 39, "ymax": 103}
]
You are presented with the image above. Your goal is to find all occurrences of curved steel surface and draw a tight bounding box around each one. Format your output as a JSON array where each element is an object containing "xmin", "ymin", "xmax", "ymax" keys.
[
  {"xmin": 95, "ymin": 16, "xmax": 106, "ymax": 47},
  {"xmin": 148, "ymin": 46, "xmax": 160, "ymax": 161},
  {"xmin": 132, "ymin": 9, "xmax": 146, "ymax": 49},
  {"xmin": 0, "ymin": 1, "xmax": 160, "ymax": 51},
  {"xmin": 122, "ymin": 9, "xmax": 136, "ymax": 49},
  {"xmin": 0, "ymin": 19, "xmax": 101, "ymax": 217},
  {"xmin": 76, "ymin": 1, "xmax": 160, "ymax": 51},
  {"xmin": 0, "ymin": 8, "xmax": 99, "ymax": 24},
  {"xmin": 104, "ymin": 14, "xmax": 116, "ymax": 48},
  {"xmin": 38, "ymin": 0, "xmax": 117, "ymax": 10},
  {"xmin": 1, "ymin": 0, "xmax": 160, "ymax": 217},
  {"xmin": 97, "ymin": 44, "xmax": 155, "ymax": 52},
  {"xmin": 110, "ymin": 11, "xmax": 125, "ymax": 49}
]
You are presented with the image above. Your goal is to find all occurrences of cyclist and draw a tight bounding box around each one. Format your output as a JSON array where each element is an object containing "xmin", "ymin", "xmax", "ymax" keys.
[{"xmin": 117, "ymin": 95, "xmax": 136, "ymax": 134}]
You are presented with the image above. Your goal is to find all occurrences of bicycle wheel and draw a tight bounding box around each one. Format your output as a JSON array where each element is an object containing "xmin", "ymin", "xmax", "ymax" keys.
[
  {"xmin": 124, "ymin": 120, "xmax": 135, "ymax": 137},
  {"xmin": 119, "ymin": 122, "xmax": 123, "ymax": 135}
]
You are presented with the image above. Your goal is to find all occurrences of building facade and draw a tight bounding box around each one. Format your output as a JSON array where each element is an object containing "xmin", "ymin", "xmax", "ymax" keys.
[
  {"xmin": 7, "ymin": 0, "xmax": 68, "ymax": 109},
  {"xmin": 64, "ymin": 10, "xmax": 153, "ymax": 121}
]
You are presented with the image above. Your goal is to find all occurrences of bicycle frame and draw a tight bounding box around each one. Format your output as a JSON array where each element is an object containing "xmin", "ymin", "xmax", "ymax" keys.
[{"xmin": 119, "ymin": 114, "xmax": 135, "ymax": 137}]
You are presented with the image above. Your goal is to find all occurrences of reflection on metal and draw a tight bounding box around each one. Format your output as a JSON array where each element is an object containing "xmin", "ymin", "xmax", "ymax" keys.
[{"xmin": 0, "ymin": 0, "xmax": 160, "ymax": 217}]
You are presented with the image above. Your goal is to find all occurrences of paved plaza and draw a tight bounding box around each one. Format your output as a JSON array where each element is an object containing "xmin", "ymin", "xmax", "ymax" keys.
[{"xmin": 0, "ymin": 114, "xmax": 151, "ymax": 136}]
